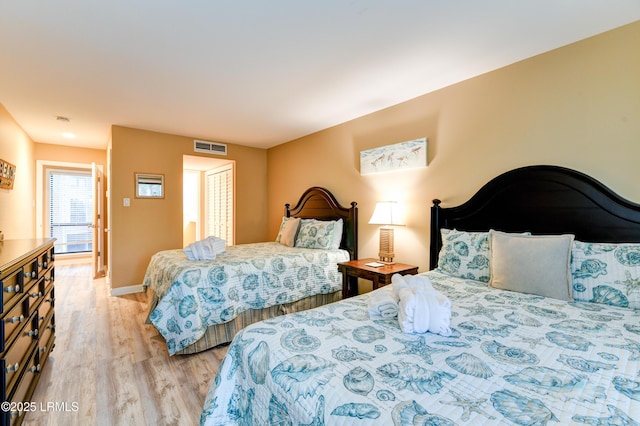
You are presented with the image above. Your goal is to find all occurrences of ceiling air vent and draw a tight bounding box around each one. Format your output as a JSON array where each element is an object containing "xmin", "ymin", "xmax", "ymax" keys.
[{"xmin": 194, "ymin": 140, "xmax": 227, "ymax": 155}]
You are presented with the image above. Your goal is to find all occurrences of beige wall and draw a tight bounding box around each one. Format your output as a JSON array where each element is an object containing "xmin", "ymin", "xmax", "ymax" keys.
[
  {"xmin": 267, "ymin": 21, "xmax": 640, "ymax": 290},
  {"xmin": 34, "ymin": 142, "xmax": 107, "ymax": 166},
  {"xmin": 0, "ymin": 103, "xmax": 108, "ymax": 242},
  {"xmin": 110, "ymin": 126, "xmax": 267, "ymax": 289},
  {"xmin": 0, "ymin": 104, "xmax": 36, "ymax": 239}
]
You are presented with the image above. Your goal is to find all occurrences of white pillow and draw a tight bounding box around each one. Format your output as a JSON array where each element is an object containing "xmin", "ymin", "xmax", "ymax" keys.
[
  {"xmin": 329, "ymin": 218, "xmax": 343, "ymax": 249},
  {"xmin": 489, "ymin": 230, "xmax": 574, "ymax": 301},
  {"xmin": 279, "ymin": 217, "xmax": 301, "ymax": 247}
]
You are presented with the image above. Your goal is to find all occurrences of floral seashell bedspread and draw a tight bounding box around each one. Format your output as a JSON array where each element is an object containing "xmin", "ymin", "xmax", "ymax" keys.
[
  {"xmin": 201, "ymin": 270, "xmax": 640, "ymax": 425},
  {"xmin": 143, "ymin": 242, "xmax": 348, "ymax": 354}
]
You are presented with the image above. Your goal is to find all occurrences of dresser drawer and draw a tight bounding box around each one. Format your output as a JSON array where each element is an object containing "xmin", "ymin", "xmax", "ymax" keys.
[
  {"xmin": 21, "ymin": 261, "xmax": 37, "ymax": 293},
  {"xmin": 38, "ymin": 317, "xmax": 55, "ymax": 371},
  {"xmin": 36, "ymin": 250, "xmax": 51, "ymax": 275},
  {"xmin": 37, "ymin": 307, "xmax": 54, "ymax": 355},
  {"xmin": 2, "ymin": 318, "xmax": 38, "ymax": 396},
  {"xmin": 42, "ymin": 266, "xmax": 54, "ymax": 296},
  {"xmin": 0, "ymin": 299, "xmax": 29, "ymax": 353},
  {"xmin": 1, "ymin": 268, "xmax": 23, "ymax": 314},
  {"xmin": 7, "ymin": 346, "xmax": 39, "ymax": 426},
  {"xmin": 40, "ymin": 287, "xmax": 54, "ymax": 319},
  {"xmin": 25, "ymin": 280, "xmax": 45, "ymax": 317}
]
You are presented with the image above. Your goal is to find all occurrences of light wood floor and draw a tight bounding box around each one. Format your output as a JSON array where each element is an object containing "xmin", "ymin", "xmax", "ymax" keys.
[{"xmin": 24, "ymin": 263, "xmax": 229, "ymax": 426}]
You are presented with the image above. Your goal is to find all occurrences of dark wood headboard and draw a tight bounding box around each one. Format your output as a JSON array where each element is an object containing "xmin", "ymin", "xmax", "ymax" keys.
[
  {"xmin": 285, "ymin": 187, "xmax": 358, "ymax": 260},
  {"xmin": 430, "ymin": 165, "xmax": 640, "ymax": 269}
]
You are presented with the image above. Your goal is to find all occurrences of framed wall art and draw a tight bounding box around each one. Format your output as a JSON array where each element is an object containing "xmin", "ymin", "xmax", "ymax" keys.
[
  {"xmin": 0, "ymin": 158, "xmax": 16, "ymax": 190},
  {"xmin": 360, "ymin": 137, "xmax": 427, "ymax": 175},
  {"xmin": 135, "ymin": 173, "xmax": 164, "ymax": 198}
]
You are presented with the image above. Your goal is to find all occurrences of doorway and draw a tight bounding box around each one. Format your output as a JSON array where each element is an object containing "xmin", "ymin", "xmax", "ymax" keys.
[
  {"xmin": 36, "ymin": 160, "xmax": 106, "ymax": 277},
  {"xmin": 183, "ymin": 155, "xmax": 235, "ymax": 246}
]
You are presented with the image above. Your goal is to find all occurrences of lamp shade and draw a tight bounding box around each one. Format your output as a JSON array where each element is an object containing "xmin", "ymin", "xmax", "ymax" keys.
[{"xmin": 368, "ymin": 201, "xmax": 405, "ymax": 226}]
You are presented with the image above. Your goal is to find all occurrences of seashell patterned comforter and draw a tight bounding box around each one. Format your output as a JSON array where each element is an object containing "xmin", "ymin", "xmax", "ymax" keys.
[
  {"xmin": 200, "ymin": 270, "xmax": 640, "ymax": 425},
  {"xmin": 143, "ymin": 242, "xmax": 349, "ymax": 355}
]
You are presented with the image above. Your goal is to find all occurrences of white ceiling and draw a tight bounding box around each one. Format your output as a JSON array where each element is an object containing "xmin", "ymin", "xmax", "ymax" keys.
[{"xmin": 1, "ymin": 1, "xmax": 639, "ymax": 151}]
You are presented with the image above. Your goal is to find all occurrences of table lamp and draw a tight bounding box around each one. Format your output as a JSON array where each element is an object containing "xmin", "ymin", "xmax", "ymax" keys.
[{"xmin": 368, "ymin": 201, "xmax": 405, "ymax": 263}]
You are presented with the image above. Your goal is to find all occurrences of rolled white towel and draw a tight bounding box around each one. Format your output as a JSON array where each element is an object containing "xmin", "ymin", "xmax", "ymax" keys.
[
  {"xmin": 367, "ymin": 287, "xmax": 398, "ymax": 319},
  {"xmin": 184, "ymin": 236, "xmax": 226, "ymax": 261},
  {"xmin": 391, "ymin": 274, "xmax": 409, "ymax": 301},
  {"xmin": 425, "ymin": 290, "xmax": 452, "ymax": 337},
  {"xmin": 391, "ymin": 273, "xmax": 434, "ymax": 301},
  {"xmin": 404, "ymin": 274, "xmax": 435, "ymax": 291},
  {"xmin": 397, "ymin": 286, "xmax": 452, "ymax": 336}
]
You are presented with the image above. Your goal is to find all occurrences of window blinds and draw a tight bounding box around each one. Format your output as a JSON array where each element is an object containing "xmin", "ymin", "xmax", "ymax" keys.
[
  {"xmin": 48, "ymin": 169, "xmax": 93, "ymax": 254},
  {"xmin": 204, "ymin": 165, "xmax": 234, "ymax": 245}
]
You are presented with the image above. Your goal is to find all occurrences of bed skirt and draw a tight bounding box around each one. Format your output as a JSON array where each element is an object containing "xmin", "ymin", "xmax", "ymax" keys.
[{"xmin": 145, "ymin": 288, "xmax": 342, "ymax": 355}]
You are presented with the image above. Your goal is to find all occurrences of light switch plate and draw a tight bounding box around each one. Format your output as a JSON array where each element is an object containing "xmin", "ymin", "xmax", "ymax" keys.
[{"xmin": 123, "ymin": 197, "xmax": 130, "ymax": 207}]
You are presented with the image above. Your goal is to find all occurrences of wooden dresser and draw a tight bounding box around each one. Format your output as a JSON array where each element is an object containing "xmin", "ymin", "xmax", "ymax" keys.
[{"xmin": 0, "ymin": 239, "xmax": 55, "ymax": 426}]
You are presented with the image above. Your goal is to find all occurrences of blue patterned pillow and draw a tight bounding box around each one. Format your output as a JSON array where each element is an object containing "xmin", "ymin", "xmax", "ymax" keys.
[
  {"xmin": 295, "ymin": 219, "xmax": 340, "ymax": 250},
  {"xmin": 436, "ymin": 229, "xmax": 491, "ymax": 282},
  {"xmin": 570, "ymin": 241, "xmax": 640, "ymax": 309}
]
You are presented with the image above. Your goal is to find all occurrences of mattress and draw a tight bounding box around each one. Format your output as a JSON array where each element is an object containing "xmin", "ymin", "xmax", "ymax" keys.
[
  {"xmin": 143, "ymin": 242, "xmax": 349, "ymax": 355},
  {"xmin": 200, "ymin": 270, "xmax": 640, "ymax": 425}
]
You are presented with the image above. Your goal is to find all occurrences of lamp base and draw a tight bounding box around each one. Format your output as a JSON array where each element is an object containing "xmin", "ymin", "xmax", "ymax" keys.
[{"xmin": 378, "ymin": 227, "xmax": 395, "ymax": 264}]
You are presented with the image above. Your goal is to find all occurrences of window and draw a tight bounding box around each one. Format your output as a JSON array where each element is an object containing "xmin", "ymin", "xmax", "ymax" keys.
[{"xmin": 47, "ymin": 168, "xmax": 93, "ymax": 254}]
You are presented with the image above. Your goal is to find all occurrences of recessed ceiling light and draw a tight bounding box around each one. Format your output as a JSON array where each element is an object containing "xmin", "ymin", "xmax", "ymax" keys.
[{"xmin": 62, "ymin": 132, "xmax": 76, "ymax": 139}]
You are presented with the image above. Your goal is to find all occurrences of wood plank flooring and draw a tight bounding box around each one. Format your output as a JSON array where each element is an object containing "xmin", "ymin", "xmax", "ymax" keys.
[{"xmin": 24, "ymin": 263, "xmax": 229, "ymax": 426}]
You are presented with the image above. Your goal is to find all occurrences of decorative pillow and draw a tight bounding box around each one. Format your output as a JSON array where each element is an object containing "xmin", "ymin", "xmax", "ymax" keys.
[
  {"xmin": 329, "ymin": 218, "xmax": 343, "ymax": 250},
  {"xmin": 275, "ymin": 216, "xmax": 290, "ymax": 243},
  {"xmin": 436, "ymin": 229, "xmax": 491, "ymax": 283},
  {"xmin": 295, "ymin": 219, "xmax": 340, "ymax": 250},
  {"xmin": 279, "ymin": 217, "xmax": 301, "ymax": 247},
  {"xmin": 570, "ymin": 241, "xmax": 640, "ymax": 309},
  {"xmin": 489, "ymin": 230, "xmax": 574, "ymax": 301}
]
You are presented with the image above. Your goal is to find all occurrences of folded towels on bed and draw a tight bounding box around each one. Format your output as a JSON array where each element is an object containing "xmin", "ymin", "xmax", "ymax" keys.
[
  {"xmin": 184, "ymin": 236, "xmax": 226, "ymax": 261},
  {"xmin": 367, "ymin": 287, "xmax": 398, "ymax": 318},
  {"xmin": 398, "ymin": 286, "xmax": 452, "ymax": 336},
  {"xmin": 392, "ymin": 274, "xmax": 452, "ymax": 337},
  {"xmin": 391, "ymin": 273, "xmax": 434, "ymax": 299}
]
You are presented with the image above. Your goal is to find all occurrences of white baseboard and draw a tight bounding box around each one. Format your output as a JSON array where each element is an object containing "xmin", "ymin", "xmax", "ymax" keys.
[{"xmin": 110, "ymin": 284, "xmax": 144, "ymax": 296}]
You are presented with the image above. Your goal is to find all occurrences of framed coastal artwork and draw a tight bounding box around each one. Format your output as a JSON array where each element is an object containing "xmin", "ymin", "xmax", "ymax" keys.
[{"xmin": 360, "ymin": 137, "xmax": 427, "ymax": 175}]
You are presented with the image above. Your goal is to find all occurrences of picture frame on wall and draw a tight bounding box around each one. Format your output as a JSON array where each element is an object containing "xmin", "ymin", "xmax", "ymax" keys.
[
  {"xmin": 360, "ymin": 137, "xmax": 427, "ymax": 175},
  {"xmin": 0, "ymin": 158, "xmax": 16, "ymax": 190}
]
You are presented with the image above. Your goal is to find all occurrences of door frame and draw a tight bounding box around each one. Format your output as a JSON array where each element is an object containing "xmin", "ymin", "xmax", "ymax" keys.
[{"xmin": 36, "ymin": 160, "xmax": 106, "ymax": 275}]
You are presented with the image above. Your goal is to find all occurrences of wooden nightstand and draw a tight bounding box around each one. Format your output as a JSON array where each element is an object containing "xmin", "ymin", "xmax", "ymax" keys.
[{"xmin": 338, "ymin": 258, "xmax": 419, "ymax": 298}]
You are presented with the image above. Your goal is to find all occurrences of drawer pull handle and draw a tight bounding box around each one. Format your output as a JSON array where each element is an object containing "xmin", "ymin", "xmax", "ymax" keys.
[
  {"xmin": 24, "ymin": 271, "xmax": 36, "ymax": 279},
  {"xmin": 4, "ymin": 285, "xmax": 21, "ymax": 293},
  {"xmin": 47, "ymin": 325, "xmax": 56, "ymax": 331},
  {"xmin": 6, "ymin": 363, "xmax": 19, "ymax": 373},
  {"xmin": 7, "ymin": 315, "xmax": 24, "ymax": 323},
  {"xmin": 43, "ymin": 261, "xmax": 48, "ymax": 268},
  {"xmin": 30, "ymin": 292, "xmax": 43, "ymax": 298},
  {"xmin": 29, "ymin": 364, "xmax": 41, "ymax": 373},
  {"xmin": 26, "ymin": 329, "xmax": 39, "ymax": 337},
  {"xmin": 44, "ymin": 277, "xmax": 52, "ymax": 282},
  {"xmin": 45, "ymin": 298, "xmax": 54, "ymax": 304}
]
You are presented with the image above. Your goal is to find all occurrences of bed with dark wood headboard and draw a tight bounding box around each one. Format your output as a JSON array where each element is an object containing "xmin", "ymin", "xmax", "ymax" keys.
[
  {"xmin": 286, "ymin": 186, "xmax": 358, "ymax": 261},
  {"xmin": 201, "ymin": 166, "xmax": 640, "ymax": 425},
  {"xmin": 144, "ymin": 186, "xmax": 357, "ymax": 355},
  {"xmin": 430, "ymin": 165, "xmax": 640, "ymax": 269}
]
